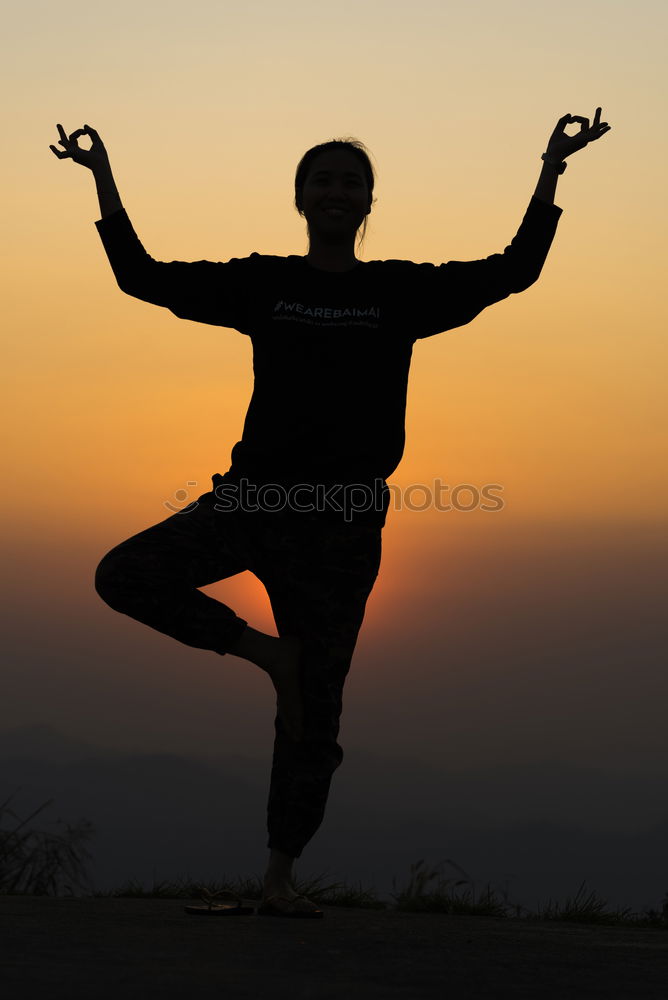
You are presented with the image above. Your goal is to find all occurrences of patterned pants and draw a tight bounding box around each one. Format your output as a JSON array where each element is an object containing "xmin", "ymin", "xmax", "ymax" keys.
[{"xmin": 94, "ymin": 475, "xmax": 383, "ymax": 858}]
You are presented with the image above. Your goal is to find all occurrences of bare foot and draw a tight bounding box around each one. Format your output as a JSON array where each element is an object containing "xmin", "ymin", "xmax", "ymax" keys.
[
  {"xmin": 261, "ymin": 880, "xmax": 321, "ymax": 915},
  {"xmin": 263, "ymin": 635, "xmax": 303, "ymax": 741}
]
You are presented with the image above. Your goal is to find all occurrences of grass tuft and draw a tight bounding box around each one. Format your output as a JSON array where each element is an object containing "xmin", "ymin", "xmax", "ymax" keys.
[
  {"xmin": 389, "ymin": 862, "xmax": 668, "ymax": 928},
  {"xmin": 0, "ymin": 791, "xmax": 94, "ymax": 896},
  {"xmin": 533, "ymin": 881, "xmax": 637, "ymax": 925},
  {"xmin": 390, "ymin": 858, "xmax": 509, "ymax": 917}
]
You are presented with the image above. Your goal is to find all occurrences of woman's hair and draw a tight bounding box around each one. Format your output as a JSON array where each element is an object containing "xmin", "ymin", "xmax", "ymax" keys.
[{"xmin": 294, "ymin": 138, "xmax": 376, "ymax": 252}]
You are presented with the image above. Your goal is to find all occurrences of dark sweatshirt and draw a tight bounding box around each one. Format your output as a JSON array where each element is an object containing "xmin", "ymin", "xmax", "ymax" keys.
[{"xmin": 95, "ymin": 196, "xmax": 562, "ymax": 525}]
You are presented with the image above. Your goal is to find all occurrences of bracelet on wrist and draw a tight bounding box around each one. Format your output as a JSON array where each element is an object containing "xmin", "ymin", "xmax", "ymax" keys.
[{"xmin": 541, "ymin": 152, "xmax": 567, "ymax": 174}]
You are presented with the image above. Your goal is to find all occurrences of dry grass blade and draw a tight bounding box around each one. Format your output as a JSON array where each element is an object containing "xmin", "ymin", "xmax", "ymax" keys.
[{"xmin": 0, "ymin": 791, "xmax": 95, "ymax": 896}]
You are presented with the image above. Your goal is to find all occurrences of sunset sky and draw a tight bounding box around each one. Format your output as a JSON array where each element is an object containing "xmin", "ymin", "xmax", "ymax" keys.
[{"xmin": 3, "ymin": 0, "xmax": 667, "ymax": 893}]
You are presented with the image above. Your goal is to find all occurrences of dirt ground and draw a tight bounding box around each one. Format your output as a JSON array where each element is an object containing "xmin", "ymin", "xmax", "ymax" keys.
[{"xmin": 2, "ymin": 895, "xmax": 667, "ymax": 999}]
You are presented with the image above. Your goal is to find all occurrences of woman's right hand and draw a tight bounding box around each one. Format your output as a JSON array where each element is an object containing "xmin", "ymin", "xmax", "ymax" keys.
[{"xmin": 49, "ymin": 123, "xmax": 110, "ymax": 172}]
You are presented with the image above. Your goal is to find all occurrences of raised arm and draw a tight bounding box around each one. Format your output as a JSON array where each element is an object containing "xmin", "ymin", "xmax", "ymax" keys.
[
  {"xmin": 50, "ymin": 123, "xmax": 253, "ymax": 329},
  {"xmin": 534, "ymin": 107, "xmax": 612, "ymax": 205},
  {"xmin": 408, "ymin": 107, "xmax": 613, "ymax": 341},
  {"xmin": 50, "ymin": 122, "xmax": 169, "ymax": 302},
  {"xmin": 50, "ymin": 123, "xmax": 122, "ymax": 218}
]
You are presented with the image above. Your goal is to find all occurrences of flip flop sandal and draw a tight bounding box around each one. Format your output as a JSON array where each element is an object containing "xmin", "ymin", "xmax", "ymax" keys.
[
  {"xmin": 257, "ymin": 894, "xmax": 324, "ymax": 918},
  {"xmin": 184, "ymin": 888, "xmax": 255, "ymax": 916}
]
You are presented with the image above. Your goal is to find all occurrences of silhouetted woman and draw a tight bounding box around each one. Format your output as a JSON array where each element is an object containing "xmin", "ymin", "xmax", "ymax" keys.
[{"xmin": 51, "ymin": 109, "xmax": 610, "ymax": 917}]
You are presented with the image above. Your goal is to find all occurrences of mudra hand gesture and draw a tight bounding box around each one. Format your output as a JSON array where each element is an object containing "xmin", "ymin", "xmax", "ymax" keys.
[
  {"xmin": 49, "ymin": 123, "xmax": 110, "ymax": 173},
  {"xmin": 545, "ymin": 107, "xmax": 611, "ymax": 162}
]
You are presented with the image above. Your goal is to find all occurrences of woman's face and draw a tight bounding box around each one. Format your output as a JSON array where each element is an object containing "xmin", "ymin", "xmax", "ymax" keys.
[{"xmin": 300, "ymin": 149, "xmax": 370, "ymax": 240}]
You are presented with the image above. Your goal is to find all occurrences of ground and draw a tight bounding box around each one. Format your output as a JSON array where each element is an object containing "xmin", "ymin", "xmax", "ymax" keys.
[{"xmin": 2, "ymin": 896, "xmax": 667, "ymax": 998}]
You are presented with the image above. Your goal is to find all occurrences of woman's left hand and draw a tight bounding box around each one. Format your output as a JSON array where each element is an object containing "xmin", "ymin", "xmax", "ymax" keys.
[{"xmin": 545, "ymin": 107, "xmax": 611, "ymax": 161}]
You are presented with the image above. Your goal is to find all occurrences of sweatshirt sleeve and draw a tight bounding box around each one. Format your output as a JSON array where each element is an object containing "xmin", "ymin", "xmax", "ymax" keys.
[
  {"xmin": 94, "ymin": 208, "xmax": 253, "ymax": 330},
  {"xmin": 405, "ymin": 196, "xmax": 563, "ymax": 340}
]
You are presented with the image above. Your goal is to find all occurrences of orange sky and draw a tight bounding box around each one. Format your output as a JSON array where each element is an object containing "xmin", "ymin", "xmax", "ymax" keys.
[{"xmin": 2, "ymin": 0, "xmax": 667, "ymax": 769}]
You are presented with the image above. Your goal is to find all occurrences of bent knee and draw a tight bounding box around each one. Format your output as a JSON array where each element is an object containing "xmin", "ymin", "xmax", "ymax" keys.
[{"xmin": 94, "ymin": 548, "xmax": 133, "ymax": 607}]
